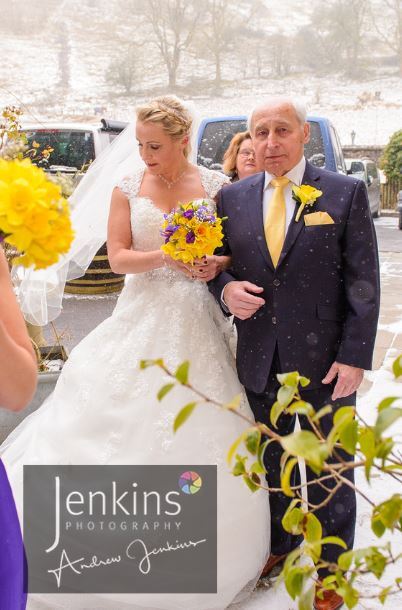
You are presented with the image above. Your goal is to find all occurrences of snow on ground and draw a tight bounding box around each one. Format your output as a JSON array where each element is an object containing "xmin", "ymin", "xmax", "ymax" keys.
[{"xmin": 0, "ymin": 24, "xmax": 401, "ymax": 147}]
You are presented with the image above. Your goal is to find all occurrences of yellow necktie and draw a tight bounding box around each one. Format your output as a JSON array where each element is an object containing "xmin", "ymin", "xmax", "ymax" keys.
[{"xmin": 264, "ymin": 176, "xmax": 290, "ymax": 267}]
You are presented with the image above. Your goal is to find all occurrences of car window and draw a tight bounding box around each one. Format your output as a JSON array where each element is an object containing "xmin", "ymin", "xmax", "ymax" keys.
[
  {"xmin": 305, "ymin": 121, "xmax": 325, "ymax": 168},
  {"xmin": 21, "ymin": 129, "xmax": 95, "ymax": 170},
  {"xmin": 350, "ymin": 161, "xmax": 365, "ymax": 173},
  {"xmin": 197, "ymin": 120, "xmax": 248, "ymax": 169},
  {"xmin": 330, "ymin": 125, "xmax": 345, "ymax": 173},
  {"xmin": 197, "ymin": 119, "xmax": 326, "ymax": 170}
]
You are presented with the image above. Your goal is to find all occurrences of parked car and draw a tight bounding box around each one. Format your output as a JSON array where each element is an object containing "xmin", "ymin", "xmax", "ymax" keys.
[
  {"xmin": 21, "ymin": 114, "xmax": 347, "ymax": 177},
  {"xmin": 345, "ymin": 158, "xmax": 381, "ymax": 217},
  {"xmin": 196, "ymin": 115, "xmax": 347, "ymax": 174},
  {"xmin": 19, "ymin": 119, "xmax": 127, "ymax": 174}
]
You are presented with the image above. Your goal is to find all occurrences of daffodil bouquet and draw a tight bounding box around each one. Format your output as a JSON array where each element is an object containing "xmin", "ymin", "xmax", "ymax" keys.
[
  {"xmin": 161, "ymin": 201, "xmax": 225, "ymax": 264},
  {"xmin": 0, "ymin": 158, "xmax": 74, "ymax": 269}
]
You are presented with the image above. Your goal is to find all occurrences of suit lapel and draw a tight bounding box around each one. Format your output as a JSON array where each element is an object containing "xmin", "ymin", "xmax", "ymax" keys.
[
  {"xmin": 245, "ymin": 173, "xmax": 275, "ymax": 271},
  {"xmin": 277, "ymin": 161, "xmax": 322, "ymax": 267}
]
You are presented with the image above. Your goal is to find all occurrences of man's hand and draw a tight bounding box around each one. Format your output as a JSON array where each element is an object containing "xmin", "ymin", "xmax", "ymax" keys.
[
  {"xmin": 322, "ymin": 362, "xmax": 364, "ymax": 400},
  {"xmin": 223, "ymin": 281, "xmax": 265, "ymax": 320}
]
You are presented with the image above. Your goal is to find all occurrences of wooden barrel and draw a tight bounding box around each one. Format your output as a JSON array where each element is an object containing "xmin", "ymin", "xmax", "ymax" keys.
[{"xmin": 65, "ymin": 243, "xmax": 125, "ymax": 295}]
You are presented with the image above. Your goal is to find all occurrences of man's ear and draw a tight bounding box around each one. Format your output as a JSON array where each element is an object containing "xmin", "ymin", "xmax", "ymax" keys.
[{"xmin": 303, "ymin": 122, "xmax": 310, "ymax": 144}]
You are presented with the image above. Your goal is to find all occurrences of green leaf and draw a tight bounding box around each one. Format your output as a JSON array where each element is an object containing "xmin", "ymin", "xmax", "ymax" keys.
[
  {"xmin": 227, "ymin": 434, "xmax": 243, "ymax": 465},
  {"xmin": 321, "ymin": 536, "xmax": 347, "ymax": 549},
  {"xmin": 281, "ymin": 430, "xmax": 327, "ymax": 471},
  {"xmin": 281, "ymin": 457, "xmax": 298, "ymax": 497},
  {"xmin": 312, "ymin": 404, "xmax": 333, "ymax": 422},
  {"xmin": 339, "ymin": 420, "xmax": 358, "ymax": 455},
  {"xmin": 232, "ymin": 455, "xmax": 247, "ymax": 476},
  {"xmin": 243, "ymin": 474, "xmax": 259, "ymax": 492},
  {"xmin": 157, "ymin": 383, "xmax": 175, "ymax": 401},
  {"xmin": 277, "ymin": 371, "xmax": 299, "ymax": 386},
  {"xmin": 270, "ymin": 400, "xmax": 286, "ymax": 428},
  {"xmin": 257, "ymin": 439, "xmax": 270, "ymax": 471},
  {"xmin": 284, "ymin": 566, "xmax": 305, "ymax": 599},
  {"xmin": 224, "ymin": 393, "xmax": 242, "ymax": 410},
  {"xmin": 173, "ymin": 402, "xmax": 197, "ymax": 432},
  {"xmin": 338, "ymin": 580, "xmax": 359, "ymax": 609},
  {"xmin": 287, "ymin": 400, "xmax": 315, "ymax": 417},
  {"xmin": 365, "ymin": 549, "xmax": 387, "ymax": 579},
  {"xmin": 392, "ymin": 354, "xmax": 402, "ymax": 378},
  {"xmin": 298, "ymin": 585, "xmax": 315, "ymax": 610},
  {"xmin": 379, "ymin": 586, "xmax": 392, "ymax": 604},
  {"xmin": 174, "ymin": 361, "xmax": 190, "ymax": 384},
  {"xmin": 378, "ymin": 396, "xmax": 400, "ymax": 412},
  {"xmin": 338, "ymin": 550, "xmax": 353, "ymax": 571},
  {"xmin": 326, "ymin": 406, "xmax": 355, "ymax": 452},
  {"xmin": 372, "ymin": 494, "xmax": 402, "ymax": 534},
  {"xmin": 250, "ymin": 460, "xmax": 266, "ymax": 475},
  {"xmin": 304, "ymin": 512, "xmax": 322, "ymax": 543},
  {"xmin": 374, "ymin": 407, "xmax": 402, "ymax": 438},
  {"xmin": 282, "ymin": 503, "xmax": 305, "ymax": 535},
  {"xmin": 371, "ymin": 517, "xmax": 386, "ymax": 538},
  {"xmin": 244, "ymin": 428, "xmax": 261, "ymax": 455},
  {"xmin": 140, "ymin": 358, "xmax": 160, "ymax": 369},
  {"xmin": 359, "ymin": 427, "xmax": 376, "ymax": 480},
  {"xmin": 278, "ymin": 384, "xmax": 296, "ymax": 408}
]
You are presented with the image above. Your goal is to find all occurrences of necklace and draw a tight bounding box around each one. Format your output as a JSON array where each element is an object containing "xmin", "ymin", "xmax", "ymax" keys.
[{"xmin": 157, "ymin": 168, "xmax": 187, "ymax": 189}]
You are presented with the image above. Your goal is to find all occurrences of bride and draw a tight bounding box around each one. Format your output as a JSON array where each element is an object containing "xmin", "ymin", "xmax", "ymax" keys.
[{"xmin": 1, "ymin": 96, "xmax": 270, "ymax": 609}]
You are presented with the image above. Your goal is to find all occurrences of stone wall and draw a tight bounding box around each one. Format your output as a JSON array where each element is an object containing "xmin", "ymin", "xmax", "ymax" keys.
[{"xmin": 342, "ymin": 145, "xmax": 385, "ymax": 164}]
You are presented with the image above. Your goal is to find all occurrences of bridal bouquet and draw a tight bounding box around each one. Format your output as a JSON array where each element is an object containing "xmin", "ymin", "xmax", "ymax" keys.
[
  {"xmin": 0, "ymin": 158, "xmax": 74, "ymax": 269},
  {"xmin": 160, "ymin": 201, "xmax": 225, "ymax": 264}
]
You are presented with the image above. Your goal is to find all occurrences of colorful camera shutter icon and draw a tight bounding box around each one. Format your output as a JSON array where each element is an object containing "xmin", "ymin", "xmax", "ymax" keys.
[{"xmin": 179, "ymin": 471, "xmax": 202, "ymax": 495}]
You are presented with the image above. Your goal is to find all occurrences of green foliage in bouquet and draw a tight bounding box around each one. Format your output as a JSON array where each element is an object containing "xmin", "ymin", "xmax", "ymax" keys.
[{"xmin": 141, "ymin": 356, "xmax": 402, "ymax": 609}]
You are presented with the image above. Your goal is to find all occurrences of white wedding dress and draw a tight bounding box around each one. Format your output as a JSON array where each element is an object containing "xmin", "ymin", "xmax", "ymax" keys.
[{"xmin": 1, "ymin": 165, "xmax": 270, "ymax": 610}]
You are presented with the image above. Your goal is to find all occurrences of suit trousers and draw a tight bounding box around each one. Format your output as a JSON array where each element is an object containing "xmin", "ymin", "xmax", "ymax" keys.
[{"xmin": 245, "ymin": 348, "xmax": 356, "ymax": 576}]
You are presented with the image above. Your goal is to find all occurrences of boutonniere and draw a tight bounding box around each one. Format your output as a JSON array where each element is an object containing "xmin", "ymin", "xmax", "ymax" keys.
[{"xmin": 292, "ymin": 184, "xmax": 323, "ymax": 222}]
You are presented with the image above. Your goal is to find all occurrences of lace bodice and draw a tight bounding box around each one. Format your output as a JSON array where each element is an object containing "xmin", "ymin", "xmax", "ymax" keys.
[{"xmin": 117, "ymin": 165, "xmax": 229, "ymax": 252}]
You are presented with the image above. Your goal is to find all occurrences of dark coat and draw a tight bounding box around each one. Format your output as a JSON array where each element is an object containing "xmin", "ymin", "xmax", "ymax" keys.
[{"xmin": 209, "ymin": 161, "xmax": 380, "ymax": 393}]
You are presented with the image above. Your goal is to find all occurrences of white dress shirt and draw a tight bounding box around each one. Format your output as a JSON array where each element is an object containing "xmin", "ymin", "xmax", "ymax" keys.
[
  {"xmin": 221, "ymin": 156, "xmax": 306, "ymax": 309},
  {"xmin": 263, "ymin": 156, "xmax": 306, "ymax": 234}
]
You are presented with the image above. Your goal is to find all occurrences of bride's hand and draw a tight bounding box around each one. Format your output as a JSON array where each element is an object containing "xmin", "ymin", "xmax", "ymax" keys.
[
  {"xmin": 162, "ymin": 253, "xmax": 194, "ymax": 278},
  {"xmin": 191, "ymin": 255, "xmax": 231, "ymax": 282}
]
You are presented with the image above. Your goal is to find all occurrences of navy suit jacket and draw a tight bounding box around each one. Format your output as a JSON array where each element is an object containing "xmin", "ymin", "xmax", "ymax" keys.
[{"xmin": 209, "ymin": 161, "xmax": 380, "ymax": 394}]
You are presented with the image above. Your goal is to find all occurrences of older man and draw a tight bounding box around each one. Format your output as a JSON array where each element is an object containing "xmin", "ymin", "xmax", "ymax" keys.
[{"xmin": 209, "ymin": 97, "xmax": 380, "ymax": 610}]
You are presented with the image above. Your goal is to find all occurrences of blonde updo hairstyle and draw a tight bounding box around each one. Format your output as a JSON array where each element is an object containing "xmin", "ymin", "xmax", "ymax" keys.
[{"xmin": 136, "ymin": 96, "xmax": 193, "ymax": 158}]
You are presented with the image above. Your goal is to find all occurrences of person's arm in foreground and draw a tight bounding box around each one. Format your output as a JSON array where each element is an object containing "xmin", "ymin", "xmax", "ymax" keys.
[{"xmin": 0, "ymin": 247, "xmax": 37, "ymax": 411}]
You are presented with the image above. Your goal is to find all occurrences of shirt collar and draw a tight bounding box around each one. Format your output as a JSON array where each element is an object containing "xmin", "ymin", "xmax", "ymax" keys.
[{"xmin": 263, "ymin": 156, "xmax": 306, "ymax": 190}]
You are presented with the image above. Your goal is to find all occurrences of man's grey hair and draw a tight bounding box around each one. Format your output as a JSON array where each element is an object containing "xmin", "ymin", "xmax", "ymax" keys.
[{"xmin": 247, "ymin": 97, "xmax": 308, "ymax": 131}]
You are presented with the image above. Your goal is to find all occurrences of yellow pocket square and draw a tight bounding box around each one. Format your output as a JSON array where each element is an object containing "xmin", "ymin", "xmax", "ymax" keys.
[{"xmin": 304, "ymin": 211, "xmax": 334, "ymax": 226}]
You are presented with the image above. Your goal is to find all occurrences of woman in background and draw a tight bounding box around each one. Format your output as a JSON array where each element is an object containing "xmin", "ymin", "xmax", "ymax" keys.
[{"xmin": 222, "ymin": 130, "xmax": 257, "ymax": 182}]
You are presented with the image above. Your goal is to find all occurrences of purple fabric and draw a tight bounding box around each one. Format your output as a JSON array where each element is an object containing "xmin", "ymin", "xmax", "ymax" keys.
[{"xmin": 0, "ymin": 459, "xmax": 27, "ymax": 609}]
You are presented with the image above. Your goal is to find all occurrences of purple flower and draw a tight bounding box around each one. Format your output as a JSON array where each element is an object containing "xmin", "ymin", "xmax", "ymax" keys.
[
  {"xmin": 183, "ymin": 209, "xmax": 194, "ymax": 219},
  {"xmin": 161, "ymin": 224, "xmax": 179, "ymax": 240},
  {"xmin": 185, "ymin": 230, "xmax": 196, "ymax": 244}
]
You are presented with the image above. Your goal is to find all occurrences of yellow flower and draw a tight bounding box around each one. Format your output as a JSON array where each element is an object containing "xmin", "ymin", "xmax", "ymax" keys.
[
  {"xmin": 0, "ymin": 159, "xmax": 74, "ymax": 269},
  {"xmin": 292, "ymin": 184, "xmax": 323, "ymax": 222}
]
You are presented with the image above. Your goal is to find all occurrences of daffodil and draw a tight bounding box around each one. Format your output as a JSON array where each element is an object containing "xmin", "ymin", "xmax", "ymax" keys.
[
  {"xmin": 0, "ymin": 159, "xmax": 74, "ymax": 269},
  {"xmin": 292, "ymin": 184, "xmax": 323, "ymax": 222}
]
